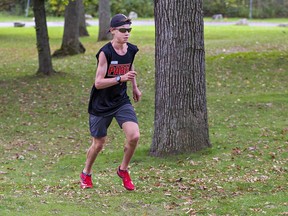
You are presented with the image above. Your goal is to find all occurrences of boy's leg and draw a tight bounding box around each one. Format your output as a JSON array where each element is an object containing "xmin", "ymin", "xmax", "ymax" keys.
[
  {"xmin": 83, "ymin": 136, "xmax": 106, "ymax": 174},
  {"xmin": 80, "ymin": 114, "xmax": 112, "ymax": 188},
  {"xmin": 80, "ymin": 136, "xmax": 105, "ymax": 189},
  {"xmin": 120, "ymin": 121, "xmax": 140, "ymax": 170},
  {"xmin": 85, "ymin": 114, "xmax": 113, "ymax": 174},
  {"xmin": 116, "ymin": 121, "xmax": 139, "ymax": 190}
]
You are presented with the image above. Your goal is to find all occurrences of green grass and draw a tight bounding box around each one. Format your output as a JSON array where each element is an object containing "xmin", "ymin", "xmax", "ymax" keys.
[
  {"xmin": 0, "ymin": 24, "xmax": 287, "ymax": 215},
  {"xmin": 0, "ymin": 12, "xmax": 65, "ymax": 22},
  {"xmin": 204, "ymin": 17, "xmax": 288, "ymax": 23}
]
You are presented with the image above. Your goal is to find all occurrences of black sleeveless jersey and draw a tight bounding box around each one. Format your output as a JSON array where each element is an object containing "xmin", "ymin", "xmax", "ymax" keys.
[{"xmin": 88, "ymin": 42, "xmax": 139, "ymax": 116}]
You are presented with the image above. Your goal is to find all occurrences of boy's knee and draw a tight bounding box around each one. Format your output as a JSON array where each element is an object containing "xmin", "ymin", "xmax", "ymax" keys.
[
  {"xmin": 95, "ymin": 144, "xmax": 104, "ymax": 152},
  {"xmin": 128, "ymin": 131, "xmax": 140, "ymax": 145},
  {"xmin": 92, "ymin": 137, "xmax": 106, "ymax": 151}
]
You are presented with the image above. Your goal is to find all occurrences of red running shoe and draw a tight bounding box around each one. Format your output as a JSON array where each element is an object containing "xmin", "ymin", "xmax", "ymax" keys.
[
  {"xmin": 117, "ymin": 166, "xmax": 135, "ymax": 191},
  {"xmin": 80, "ymin": 172, "xmax": 93, "ymax": 189}
]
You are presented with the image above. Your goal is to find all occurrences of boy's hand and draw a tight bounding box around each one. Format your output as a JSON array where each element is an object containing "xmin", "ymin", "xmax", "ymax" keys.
[
  {"xmin": 133, "ymin": 87, "xmax": 142, "ymax": 102},
  {"xmin": 121, "ymin": 71, "xmax": 137, "ymax": 82}
]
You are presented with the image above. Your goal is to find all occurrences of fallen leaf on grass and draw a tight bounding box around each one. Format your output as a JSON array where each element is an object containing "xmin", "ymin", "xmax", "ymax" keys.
[
  {"xmin": 281, "ymin": 128, "xmax": 288, "ymax": 135},
  {"xmin": 164, "ymin": 201, "xmax": 179, "ymax": 210},
  {"xmin": 231, "ymin": 147, "xmax": 241, "ymax": 155},
  {"xmin": 250, "ymin": 208, "xmax": 263, "ymax": 212},
  {"xmin": 15, "ymin": 154, "xmax": 25, "ymax": 160},
  {"xmin": 183, "ymin": 208, "xmax": 197, "ymax": 215},
  {"xmin": 248, "ymin": 146, "xmax": 257, "ymax": 151},
  {"xmin": 199, "ymin": 185, "xmax": 207, "ymax": 190},
  {"xmin": 271, "ymin": 165, "xmax": 285, "ymax": 174},
  {"xmin": 269, "ymin": 152, "xmax": 276, "ymax": 159},
  {"xmin": 0, "ymin": 171, "xmax": 7, "ymax": 174}
]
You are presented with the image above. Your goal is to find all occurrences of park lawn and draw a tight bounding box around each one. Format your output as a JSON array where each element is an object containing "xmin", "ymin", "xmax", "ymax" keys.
[
  {"xmin": 204, "ymin": 17, "xmax": 288, "ymax": 23},
  {"xmin": 0, "ymin": 13, "xmax": 65, "ymax": 22},
  {"xmin": 0, "ymin": 24, "xmax": 287, "ymax": 215}
]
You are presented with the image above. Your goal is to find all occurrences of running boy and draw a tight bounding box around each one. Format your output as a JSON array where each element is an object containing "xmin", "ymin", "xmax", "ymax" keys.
[{"xmin": 80, "ymin": 14, "xmax": 141, "ymax": 191}]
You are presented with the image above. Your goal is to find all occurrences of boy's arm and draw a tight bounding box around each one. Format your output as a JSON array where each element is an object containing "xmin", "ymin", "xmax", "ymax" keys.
[
  {"xmin": 95, "ymin": 52, "xmax": 136, "ymax": 89},
  {"xmin": 95, "ymin": 51, "xmax": 118, "ymax": 89},
  {"xmin": 131, "ymin": 65, "xmax": 142, "ymax": 102}
]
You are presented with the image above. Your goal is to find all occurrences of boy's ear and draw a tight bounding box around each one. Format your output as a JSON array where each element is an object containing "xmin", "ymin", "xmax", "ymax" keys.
[{"xmin": 107, "ymin": 27, "xmax": 114, "ymax": 34}]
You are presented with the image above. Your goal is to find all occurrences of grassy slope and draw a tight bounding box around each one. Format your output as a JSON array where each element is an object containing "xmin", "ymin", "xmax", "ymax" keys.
[{"xmin": 0, "ymin": 24, "xmax": 287, "ymax": 215}]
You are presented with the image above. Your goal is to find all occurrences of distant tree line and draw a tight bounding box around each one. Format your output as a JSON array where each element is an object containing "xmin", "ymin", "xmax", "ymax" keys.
[
  {"xmin": 0, "ymin": 0, "xmax": 154, "ymax": 17},
  {"xmin": 203, "ymin": 0, "xmax": 288, "ymax": 18},
  {"xmin": 0, "ymin": 0, "xmax": 27, "ymax": 15},
  {"xmin": 45, "ymin": 0, "xmax": 154, "ymax": 17},
  {"xmin": 0, "ymin": 0, "xmax": 287, "ymax": 18}
]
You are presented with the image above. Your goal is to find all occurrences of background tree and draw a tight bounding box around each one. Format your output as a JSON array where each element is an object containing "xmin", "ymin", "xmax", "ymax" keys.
[
  {"xmin": 52, "ymin": 0, "xmax": 85, "ymax": 57},
  {"xmin": 79, "ymin": 0, "xmax": 89, "ymax": 37},
  {"xmin": 98, "ymin": 0, "xmax": 112, "ymax": 41},
  {"xmin": 33, "ymin": 0, "xmax": 55, "ymax": 75},
  {"xmin": 150, "ymin": 0, "xmax": 211, "ymax": 157}
]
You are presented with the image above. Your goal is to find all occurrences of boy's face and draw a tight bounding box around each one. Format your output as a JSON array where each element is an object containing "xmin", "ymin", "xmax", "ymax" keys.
[{"xmin": 111, "ymin": 24, "xmax": 132, "ymax": 43}]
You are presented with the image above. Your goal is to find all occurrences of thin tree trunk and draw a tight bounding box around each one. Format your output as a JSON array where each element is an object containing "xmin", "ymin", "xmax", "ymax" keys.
[
  {"xmin": 79, "ymin": 0, "xmax": 89, "ymax": 37},
  {"xmin": 52, "ymin": 0, "xmax": 85, "ymax": 57},
  {"xmin": 150, "ymin": 0, "xmax": 211, "ymax": 157},
  {"xmin": 98, "ymin": 0, "xmax": 112, "ymax": 41},
  {"xmin": 33, "ymin": 0, "xmax": 55, "ymax": 75}
]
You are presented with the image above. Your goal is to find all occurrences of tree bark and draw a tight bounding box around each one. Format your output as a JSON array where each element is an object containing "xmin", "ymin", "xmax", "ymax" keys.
[
  {"xmin": 98, "ymin": 0, "xmax": 112, "ymax": 41},
  {"xmin": 79, "ymin": 0, "xmax": 89, "ymax": 37},
  {"xmin": 33, "ymin": 0, "xmax": 55, "ymax": 75},
  {"xmin": 150, "ymin": 0, "xmax": 211, "ymax": 157},
  {"xmin": 52, "ymin": 0, "xmax": 85, "ymax": 57}
]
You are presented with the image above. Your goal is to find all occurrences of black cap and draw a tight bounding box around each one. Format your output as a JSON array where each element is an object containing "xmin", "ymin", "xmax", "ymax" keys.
[{"xmin": 110, "ymin": 14, "xmax": 132, "ymax": 28}]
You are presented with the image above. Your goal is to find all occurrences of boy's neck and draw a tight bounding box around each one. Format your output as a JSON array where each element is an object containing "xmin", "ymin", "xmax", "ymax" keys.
[{"xmin": 111, "ymin": 40, "xmax": 126, "ymax": 49}]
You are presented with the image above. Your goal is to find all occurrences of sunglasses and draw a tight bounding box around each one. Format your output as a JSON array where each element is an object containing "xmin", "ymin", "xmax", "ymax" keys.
[{"xmin": 117, "ymin": 28, "xmax": 132, "ymax": 33}]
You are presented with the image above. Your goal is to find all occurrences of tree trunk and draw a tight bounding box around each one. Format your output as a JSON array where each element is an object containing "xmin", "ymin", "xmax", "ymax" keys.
[
  {"xmin": 52, "ymin": 0, "xmax": 85, "ymax": 57},
  {"xmin": 79, "ymin": 0, "xmax": 89, "ymax": 37},
  {"xmin": 33, "ymin": 0, "xmax": 55, "ymax": 75},
  {"xmin": 98, "ymin": 0, "xmax": 112, "ymax": 41},
  {"xmin": 150, "ymin": 0, "xmax": 211, "ymax": 157}
]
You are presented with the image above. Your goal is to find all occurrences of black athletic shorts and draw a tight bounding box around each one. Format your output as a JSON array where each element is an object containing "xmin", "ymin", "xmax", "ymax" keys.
[{"xmin": 89, "ymin": 104, "xmax": 138, "ymax": 138}]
